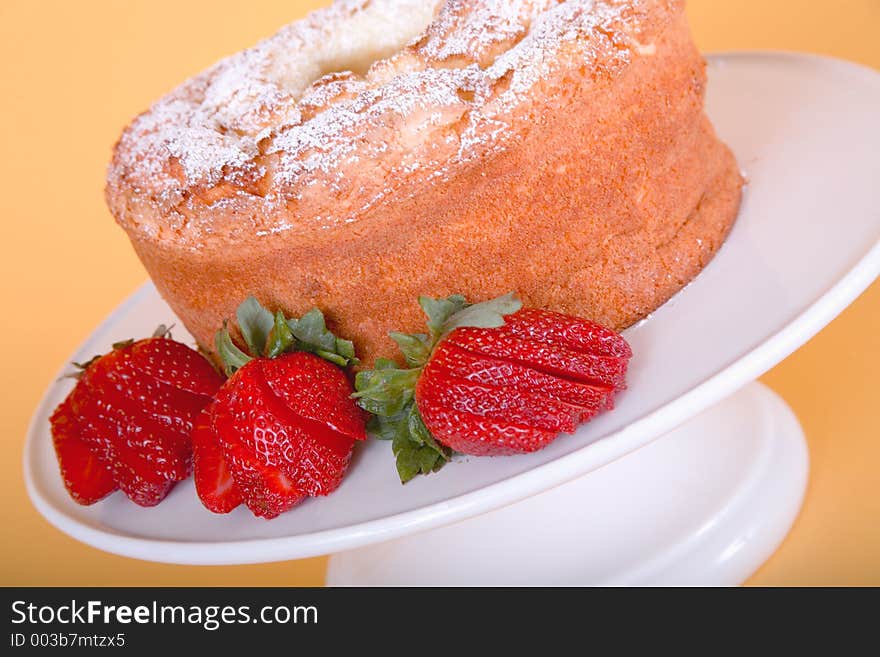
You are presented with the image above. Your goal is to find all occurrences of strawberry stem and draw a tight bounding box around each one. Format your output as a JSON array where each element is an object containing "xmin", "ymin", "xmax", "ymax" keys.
[
  {"xmin": 152, "ymin": 324, "xmax": 174, "ymax": 339},
  {"xmin": 264, "ymin": 311, "xmax": 295, "ymax": 358},
  {"xmin": 219, "ymin": 297, "xmax": 359, "ymax": 371},
  {"xmin": 354, "ymin": 292, "xmax": 521, "ymax": 483},
  {"xmin": 215, "ymin": 322, "xmax": 253, "ymax": 376}
]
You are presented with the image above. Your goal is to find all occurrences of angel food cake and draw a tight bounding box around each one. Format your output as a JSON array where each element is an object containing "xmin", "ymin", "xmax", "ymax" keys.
[{"xmin": 106, "ymin": 0, "xmax": 742, "ymax": 364}]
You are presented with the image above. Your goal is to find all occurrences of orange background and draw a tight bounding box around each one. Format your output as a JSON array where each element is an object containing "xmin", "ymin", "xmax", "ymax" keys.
[{"xmin": 0, "ymin": 0, "xmax": 877, "ymax": 586}]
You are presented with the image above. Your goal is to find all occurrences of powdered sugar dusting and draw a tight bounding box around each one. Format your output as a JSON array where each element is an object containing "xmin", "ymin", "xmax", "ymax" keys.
[{"xmin": 108, "ymin": 0, "xmax": 668, "ymax": 246}]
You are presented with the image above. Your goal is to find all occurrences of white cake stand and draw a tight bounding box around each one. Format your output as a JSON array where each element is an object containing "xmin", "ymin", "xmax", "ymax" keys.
[
  {"xmin": 24, "ymin": 53, "xmax": 880, "ymax": 585},
  {"xmin": 327, "ymin": 382, "xmax": 808, "ymax": 585}
]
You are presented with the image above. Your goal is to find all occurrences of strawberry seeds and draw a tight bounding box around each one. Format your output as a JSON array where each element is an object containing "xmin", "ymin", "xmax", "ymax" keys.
[{"xmin": 50, "ymin": 293, "xmax": 632, "ymax": 516}]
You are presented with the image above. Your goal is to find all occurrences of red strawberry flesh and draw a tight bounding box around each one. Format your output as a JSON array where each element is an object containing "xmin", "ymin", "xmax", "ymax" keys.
[
  {"xmin": 78, "ymin": 350, "xmax": 193, "ymax": 480},
  {"xmin": 415, "ymin": 308, "xmax": 631, "ymax": 457},
  {"xmin": 67, "ymin": 382, "xmax": 175, "ymax": 506},
  {"xmin": 416, "ymin": 379, "xmax": 559, "ymax": 456},
  {"xmin": 420, "ymin": 370, "xmax": 582, "ymax": 433},
  {"xmin": 212, "ymin": 359, "xmax": 354, "ymax": 499},
  {"xmin": 129, "ymin": 338, "xmax": 225, "ymax": 397},
  {"xmin": 261, "ymin": 352, "xmax": 367, "ymax": 441},
  {"xmin": 49, "ymin": 337, "xmax": 222, "ymax": 508},
  {"xmin": 428, "ymin": 342, "xmax": 614, "ymax": 417},
  {"xmin": 500, "ymin": 308, "xmax": 633, "ymax": 359},
  {"xmin": 212, "ymin": 404, "xmax": 306, "ymax": 519},
  {"xmin": 192, "ymin": 405, "xmax": 242, "ymax": 514},
  {"xmin": 49, "ymin": 398, "xmax": 117, "ymax": 505},
  {"xmin": 447, "ymin": 329, "xmax": 628, "ymax": 390},
  {"xmin": 98, "ymin": 346, "xmax": 215, "ymax": 436}
]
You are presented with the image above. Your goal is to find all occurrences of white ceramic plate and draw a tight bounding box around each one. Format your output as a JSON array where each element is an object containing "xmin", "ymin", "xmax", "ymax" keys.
[{"xmin": 25, "ymin": 53, "xmax": 880, "ymax": 565}]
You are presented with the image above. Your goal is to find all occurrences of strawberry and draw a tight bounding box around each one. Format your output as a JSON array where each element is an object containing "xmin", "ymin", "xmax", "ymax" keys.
[
  {"xmin": 191, "ymin": 405, "xmax": 242, "ymax": 514},
  {"xmin": 354, "ymin": 294, "xmax": 631, "ymax": 481},
  {"xmin": 195, "ymin": 297, "xmax": 365, "ymax": 519},
  {"xmin": 49, "ymin": 327, "xmax": 224, "ymax": 506},
  {"xmin": 49, "ymin": 398, "xmax": 117, "ymax": 505}
]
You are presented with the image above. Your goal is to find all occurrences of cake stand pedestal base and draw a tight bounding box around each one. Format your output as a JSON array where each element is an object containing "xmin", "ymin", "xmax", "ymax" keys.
[{"xmin": 326, "ymin": 382, "xmax": 808, "ymax": 586}]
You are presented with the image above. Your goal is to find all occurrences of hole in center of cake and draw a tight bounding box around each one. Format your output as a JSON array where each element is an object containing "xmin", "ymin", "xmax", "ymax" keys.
[{"xmin": 269, "ymin": 0, "xmax": 442, "ymax": 101}]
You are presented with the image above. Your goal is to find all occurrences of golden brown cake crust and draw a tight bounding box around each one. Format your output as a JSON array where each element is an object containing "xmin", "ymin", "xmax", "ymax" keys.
[{"xmin": 107, "ymin": 0, "xmax": 742, "ymax": 364}]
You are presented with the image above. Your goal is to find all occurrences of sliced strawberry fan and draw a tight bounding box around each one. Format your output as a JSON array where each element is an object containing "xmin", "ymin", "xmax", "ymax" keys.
[
  {"xmin": 353, "ymin": 294, "xmax": 632, "ymax": 482},
  {"xmin": 194, "ymin": 297, "xmax": 366, "ymax": 519},
  {"xmin": 49, "ymin": 326, "xmax": 225, "ymax": 506},
  {"xmin": 48, "ymin": 293, "xmax": 630, "ymax": 512}
]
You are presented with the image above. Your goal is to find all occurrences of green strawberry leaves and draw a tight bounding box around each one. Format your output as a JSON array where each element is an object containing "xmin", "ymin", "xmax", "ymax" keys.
[
  {"xmin": 416, "ymin": 292, "xmax": 520, "ymax": 353},
  {"xmin": 214, "ymin": 293, "xmax": 521, "ymax": 484},
  {"xmin": 216, "ymin": 321, "xmax": 254, "ymax": 376},
  {"xmin": 288, "ymin": 308, "xmax": 358, "ymax": 367},
  {"xmin": 216, "ymin": 296, "xmax": 359, "ymax": 375},
  {"xmin": 354, "ymin": 292, "xmax": 522, "ymax": 483},
  {"xmin": 392, "ymin": 405, "xmax": 450, "ymax": 482},
  {"xmin": 388, "ymin": 332, "xmax": 431, "ymax": 367},
  {"xmin": 236, "ymin": 296, "xmax": 275, "ymax": 357},
  {"xmin": 362, "ymin": 388, "xmax": 451, "ymax": 482},
  {"xmin": 382, "ymin": 292, "xmax": 521, "ymax": 371},
  {"xmin": 420, "ymin": 294, "xmax": 468, "ymax": 337},
  {"xmin": 354, "ymin": 363, "xmax": 420, "ymax": 416},
  {"xmin": 264, "ymin": 311, "xmax": 295, "ymax": 359},
  {"xmin": 438, "ymin": 292, "xmax": 520, "ymax": 336}
]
